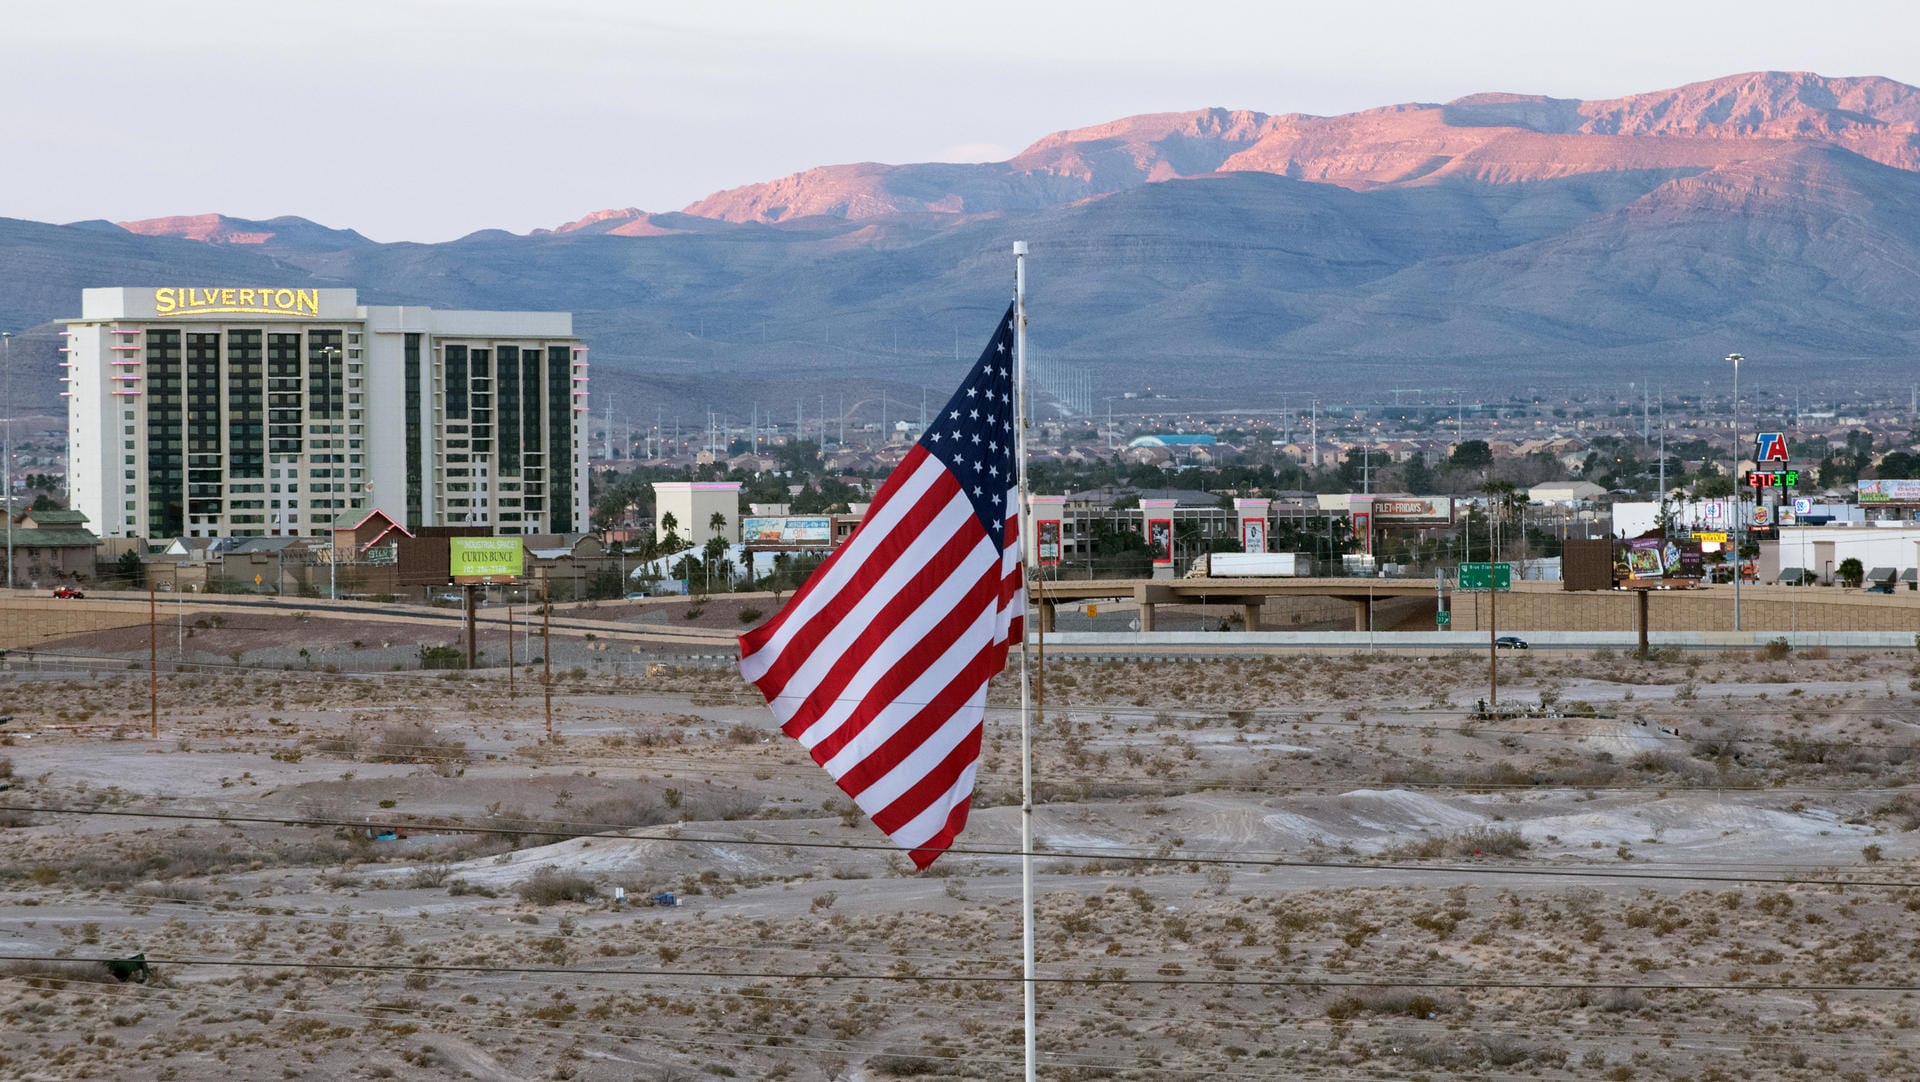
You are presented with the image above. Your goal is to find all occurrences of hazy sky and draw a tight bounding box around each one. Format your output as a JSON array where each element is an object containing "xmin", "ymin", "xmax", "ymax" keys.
[{"xmin": 6, "ymin": 0, "xmax": 1919, "ymax": 242}]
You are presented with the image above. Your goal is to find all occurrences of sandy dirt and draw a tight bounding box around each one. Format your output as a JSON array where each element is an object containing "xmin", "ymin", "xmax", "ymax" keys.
[{"xmin": 4, "ymin": 630, "xmax": 1920, "ymax": 1080}]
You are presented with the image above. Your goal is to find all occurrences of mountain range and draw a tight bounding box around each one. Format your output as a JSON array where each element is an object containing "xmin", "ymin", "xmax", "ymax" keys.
[{"xmin": 6, "ymin": 71, "xmax": 1920, "ymax": 420}]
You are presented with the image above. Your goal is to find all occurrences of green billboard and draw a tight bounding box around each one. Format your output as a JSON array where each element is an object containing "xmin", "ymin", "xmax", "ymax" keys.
[{"xmin": 449, "ymin": 537, "xmax": 524, "ymax": 580}]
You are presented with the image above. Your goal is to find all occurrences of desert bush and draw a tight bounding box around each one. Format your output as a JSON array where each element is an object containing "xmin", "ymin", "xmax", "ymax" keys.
[
  {"xmin": 515, "ymin": 867, "xmax": 596, "ymax": 905},
  {"xmin": 1755, "ymin": 637, "xmax": 1792, "ymax": 662},
  {"xmin": 737, "ymin": 606, "xmax": 764, "ymax": 624},
  {"xmin": 367, "ymin": 724, "xmax": 470, "ymax": 768},
  {"xmin": 406, "ymin": 864, "xmax": 453, "ymax": 889},
  {"xmin": 867, "ymin": 1052, "xmax": 944, "ymax": 1077},
  {"xmin": 0, "ymin": 959, "xmax": 133, "ymax": 985},
  {"xmin": 416, "ymin": 644, "xmax": 465, "ymax": 670},
  {"xmin": 1385, "ymin": 826, "xmax": 1529, "ymax": 861}
]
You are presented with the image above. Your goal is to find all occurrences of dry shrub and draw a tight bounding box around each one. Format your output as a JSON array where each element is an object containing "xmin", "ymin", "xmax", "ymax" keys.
[
  {"xmin": 515, "ymin": 866, "xmax": 596, "ymax": 905},
  {"xmin": 0, "ymin": 959, "xmax": 127, "ymax": 986},
  {"xmin": 367, "ymin": 724, "xmax": 470, "ymax": 770},
  {"xmin": 1385, "ymin": 827, "xmax": 1528, "ymax": 861}
]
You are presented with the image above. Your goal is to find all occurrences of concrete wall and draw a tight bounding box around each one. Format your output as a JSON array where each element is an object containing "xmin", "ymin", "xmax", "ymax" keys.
[{"xmin": 1444, "ymin": 582, "xmax": 1920, "ymax": 633}]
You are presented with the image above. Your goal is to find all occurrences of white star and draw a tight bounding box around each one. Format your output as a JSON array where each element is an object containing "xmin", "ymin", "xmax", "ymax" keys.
[
  {"xmin": 971, "ymin": 434, "xmax": 981, "ymax": 445},
  {"xmin": 969, "ymin": 409, "xmax": 979, "ymax": 420},
  {"xmin": 953, "ymin": 452, "xmax": 964, "ymax": 465},
  {"xmin": 973, "ymin": 460, "xmax": 984, "ymax": 472},
  {"xmin": 997, "ymin": 343, "xmax": 1006, "ymax": 353},
  {"xmin": 950, "ymin": 409, "xmax": 960, "ymax": 420},
  {"xmin": 966, "ymin": 387, "xmax": 977, "ymax": 398},
  {"xmin": 973, "ymin": 485, "xmax": 983, "ymax": 496},
  {"xmin": 929, "ymin": 431, "xmax": 941, "ymax": 442},
  {"xmin": 988, "ymin": 441, "xmax": 998, "ymax": 452},
  {"xmin": 988, "ymin": 465, "xmax": 998, "ymax": 477},
  {"xmin": 991, "ymin": 492, "xmax": 1002, "ymax": 505}
]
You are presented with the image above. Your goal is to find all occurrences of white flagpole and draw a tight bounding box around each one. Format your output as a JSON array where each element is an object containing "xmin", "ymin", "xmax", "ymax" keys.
[{"xmin": 1012, "ymin": 240, "xmax": 1037, "ymax": 1082}]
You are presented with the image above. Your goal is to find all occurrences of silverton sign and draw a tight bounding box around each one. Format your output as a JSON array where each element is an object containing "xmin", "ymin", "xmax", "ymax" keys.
[{"xmin": 154, "ymin": 287, "xmax": 321, "ymax": 318}]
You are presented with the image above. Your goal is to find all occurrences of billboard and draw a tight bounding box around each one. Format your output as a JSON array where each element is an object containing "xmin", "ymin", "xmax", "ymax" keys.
[
  {"xmin": 1369, "ymin": 497, "xmax": 1453, "ymax": 525},
  {"xmin": 1036, "ymin": 520, "xmax": 1061, "ymax": 565},
  {"xmin": 449, "ymin": 537, "xmax": 523, "ymax": 581},
  {"xmin": 1857, "ymin": 480, "xmax": 1920, "ymax": 505},
  {"xmin": 742, "ymin": 516, "xmax": 832, "ymax": 546},
  {"xmin": 1242, "ymin": 519, "xmax": 1267, "ymax": 554},
  {"xmin": 1612, "ymin": 537, "xmax": 1703, "ymax": 584},
  {"xmin": 1352, "ymin": 511, "xmax": 1372, "ymax": 555},
  {"xmin": 1147, "ymin": 518, "xmax": 1173, "ymax": 565}
]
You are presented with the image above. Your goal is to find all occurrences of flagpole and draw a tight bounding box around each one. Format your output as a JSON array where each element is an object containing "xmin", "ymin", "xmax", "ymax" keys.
[{"xmin": 1012, "ymin": 240, "xmax": 1037, "ymax": 1082}]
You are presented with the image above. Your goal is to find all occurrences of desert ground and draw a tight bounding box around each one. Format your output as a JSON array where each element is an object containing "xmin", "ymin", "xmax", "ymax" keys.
[{"xmin": 5, "ymin": 606, "xmax": 1920, "ymax": 1080}]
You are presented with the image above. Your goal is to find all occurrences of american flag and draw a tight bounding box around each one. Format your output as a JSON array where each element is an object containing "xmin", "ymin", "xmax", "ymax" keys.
[{"xmin": 739, "ymin": 302, "xmax": 1024, "ymax": 868}]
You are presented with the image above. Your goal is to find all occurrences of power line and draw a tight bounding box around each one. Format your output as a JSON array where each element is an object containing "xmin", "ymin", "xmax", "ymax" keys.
[
  {"xmin": 0, "ymin": 803, "xmax": 1908, "ymax": 888},
  {"xmin": 7, "ymin": 952, "xmax": 1920, "ymax": 995}
]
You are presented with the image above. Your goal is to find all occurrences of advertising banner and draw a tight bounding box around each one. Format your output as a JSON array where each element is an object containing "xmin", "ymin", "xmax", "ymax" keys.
[
  {"xmin": 449, "ymin": 537, "xmax": 524, "ymax": 581},
  {"xmin": 1368, "ymin": 497, "xmax": 1453, "ymax": 524},
  {"xmin": 742, "ymin": 516, "xmax": 832, "ymax": 546},
  {"xmin": 1037, "ymin": 520, "xmax": 1061, "ymax": 565},
  {"xmin": 1147, "ymin": 518, "xmax": 1174, "ymax": 565},
  {"xmin": 1623, "ymin": 537, "xmax": 1667, "ymax": 580},
  {"xmin": 1352, "ymin": 511, "xmax": 1372, "ymax": 555},
  {"xmin": 1857, "ymin": 479, "xmax": 1920, "ymax": 505},
  {"xmin": 1242, "ymin": 520, "xmax": 1267, "ymax": 554}
]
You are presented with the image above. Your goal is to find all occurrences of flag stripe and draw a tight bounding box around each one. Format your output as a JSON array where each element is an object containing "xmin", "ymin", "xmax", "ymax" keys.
[{"xmin": 739, "ymin": 301, "xmax": 1021, "ymax": 869}]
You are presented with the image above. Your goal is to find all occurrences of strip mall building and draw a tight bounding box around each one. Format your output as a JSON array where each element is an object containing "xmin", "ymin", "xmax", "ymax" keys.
[{"xmin": 62, "ymin": 287, "xmax": 589, "ymax": 540}]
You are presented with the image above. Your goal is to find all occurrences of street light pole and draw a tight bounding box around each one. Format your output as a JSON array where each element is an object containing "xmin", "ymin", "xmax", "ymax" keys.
[
  {"xmin": 3, "ymin": 330, "xmax": 13, "ymax": 591},
  {"xmin": 1727, "ymin": 353, "xmax": 1744, "ymax": 631}
]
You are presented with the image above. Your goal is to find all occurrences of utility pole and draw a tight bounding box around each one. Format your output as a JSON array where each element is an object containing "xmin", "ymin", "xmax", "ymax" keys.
[
  {"xmin": 542, "ymin": 580, "xmax": 552, "ymax": 738},
  {"xmin": 148, "ymin": 578, "xmax": 158, "ymax": 739},
  {"xmin": 2, "ymin": 331, "xmax": 12, "ymax": 591}
]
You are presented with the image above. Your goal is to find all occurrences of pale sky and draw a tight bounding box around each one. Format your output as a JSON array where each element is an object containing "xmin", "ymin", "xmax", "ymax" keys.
[{"xmin": 5, "ymin": 0, "xmax": 1919, "ymax": 242}]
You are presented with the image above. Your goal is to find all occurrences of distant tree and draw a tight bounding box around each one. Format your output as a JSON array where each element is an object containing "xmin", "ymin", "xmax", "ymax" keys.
[
  {"xmin": 1838, "ymin": 557, "xmax": 1865, "ymax": 588},
  {"xmin": 1402, "ymin": 451, "xmax": 1434, "ymax": 495},
  {"xmin": 1876, "ymin": 450, "xmax": 1920, "ymax": 479},
  {"xmin": 1693, "ymin": 475, "xmax": 1735, "ymax": 499},
  {"xmin": 1449, "ymin": 440, "xmax": 1493, "ymax": 472}
]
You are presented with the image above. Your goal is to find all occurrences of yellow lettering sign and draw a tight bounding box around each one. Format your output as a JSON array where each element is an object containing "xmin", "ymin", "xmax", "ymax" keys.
[{"xmin": 152, "ymin": 286, "xmax": 324, "ymax": 319}]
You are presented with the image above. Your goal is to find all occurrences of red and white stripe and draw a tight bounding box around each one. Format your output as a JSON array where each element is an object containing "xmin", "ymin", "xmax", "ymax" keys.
[{"xmin": 739, "ymin": 445, "xmax": 1022, "ymax": 868}]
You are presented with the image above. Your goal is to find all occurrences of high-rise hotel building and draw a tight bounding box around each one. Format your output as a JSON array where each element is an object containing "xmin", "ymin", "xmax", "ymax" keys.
[{"xmin": 63, "ymin": 288, "xmax": 589, "ymax": 540}]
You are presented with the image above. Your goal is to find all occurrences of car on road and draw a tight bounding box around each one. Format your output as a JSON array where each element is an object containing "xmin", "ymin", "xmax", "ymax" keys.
[
  {"xmin": 624, "ymin": 591, "xmax": 650, "ymax": 600},
  {"xmin": 1494, "ymin": 635, "xmax": 1528, "ymax": 650},
  {"xmin": 52, "ymin": 586, "xmax": 85, "ymax": 599}
]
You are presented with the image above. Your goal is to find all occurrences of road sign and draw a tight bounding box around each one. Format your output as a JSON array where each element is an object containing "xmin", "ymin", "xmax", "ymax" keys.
[
  {"xmin": 1457, "ymin": 562, "xmax": 1511, "ymax": 591},
  {"xmin": 1792, "ymin": 497, "xmax": 1813, "ymax": 515},
  {"xmin": 1085, "ymin": 604, "xmax": 1098, "ymax": 618},
  {"xmin": 1436, "ymin": 610, "xmax": 1452, "ymax": 627}
]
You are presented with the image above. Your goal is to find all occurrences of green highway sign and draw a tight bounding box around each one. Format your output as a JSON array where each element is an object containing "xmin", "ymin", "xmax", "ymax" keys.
[
  {"xmin": 1457, "ymin": 562, "xmax": 1511, "ymax": 591},
  {"xmin": 1436, "ymin": 610, "xmax": 1452, "ymax": 627}
]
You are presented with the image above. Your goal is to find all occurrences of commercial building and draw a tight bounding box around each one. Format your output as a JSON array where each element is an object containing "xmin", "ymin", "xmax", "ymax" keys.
[{"xmin": 63, "ymin": 287, "xmax": 588, "ymax": 540}]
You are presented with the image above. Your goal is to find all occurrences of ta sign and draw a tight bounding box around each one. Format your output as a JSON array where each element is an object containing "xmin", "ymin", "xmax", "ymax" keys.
[
  {"xmin": 449, "ymin": 537, "xmax": 524, "ymax": 581},
  {"xmin": 1754, "ymin": 432, "xmax": 1789, "ymax": 462}
]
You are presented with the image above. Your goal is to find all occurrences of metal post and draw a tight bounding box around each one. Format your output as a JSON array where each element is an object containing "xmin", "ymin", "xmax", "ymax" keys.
[
  {"xmin": 3, "ymin": 330, "xmax": 12, "ymax": 591},
  {"xmin": 149, "ymin": 578, "xmax": 158, "ymax": 739},
  {"xmin": 507, "ymin": 601, "xmax": 514, "ymax": 700},
  {"xmin": 464, "ymin": 583, "xmax": 478, "ymax": 670},
  {"xmin": 1013, "ymin": 240, "xmax": 1037, "ymax": 1082},
  {"xmin": 542, "ymin": 579, "xmax": 552, "ymax": 738},
  {"xmin": 1728, "ymin": 353, "xmax": 1743, "ymax": 630}
]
